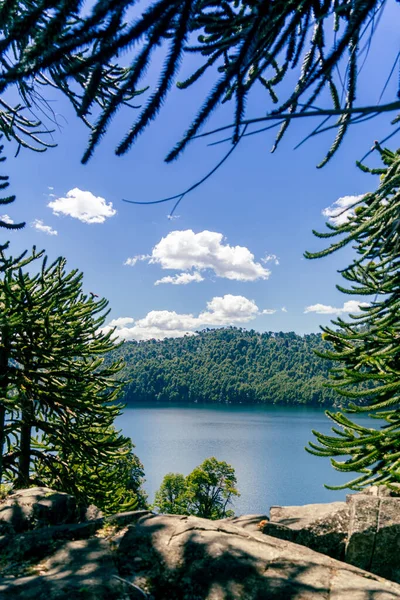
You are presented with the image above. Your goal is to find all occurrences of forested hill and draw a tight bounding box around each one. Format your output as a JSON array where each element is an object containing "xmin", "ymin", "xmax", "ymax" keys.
[{"xmin": 112, "ymin": 328, "xmax": 339, "ymax": 406}]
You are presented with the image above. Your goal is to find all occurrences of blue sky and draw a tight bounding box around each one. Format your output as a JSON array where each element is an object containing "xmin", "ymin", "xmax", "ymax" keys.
[{"xmin": 2, "ymin": 2, "xmax": 399, "ymax": 340}]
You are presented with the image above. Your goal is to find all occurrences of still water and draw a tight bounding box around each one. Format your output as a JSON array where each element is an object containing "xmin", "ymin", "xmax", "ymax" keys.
[{"xmin": 115, "ymin": 403, "xmax": 366, "ymax": 515}]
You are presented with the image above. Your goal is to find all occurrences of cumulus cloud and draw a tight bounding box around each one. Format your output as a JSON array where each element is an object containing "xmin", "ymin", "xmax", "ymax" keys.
[
  {"xmin": 262, "ymin": 309, "xmax": 277, "ymax": 315},
  {"xmin": 281, "ymin": 307, "xmax": 288, "ymax": 313},
  {"xmin": 125, "ymin": 230, "xmax": 271, "ymax": 283},
  {"xmin": 31, "ymin": 219, "xmax": 58, "ymax": 236},
  {"xmin": 199, "ymin": 295, "xmax": 259, "ymax": 325},
  {"xmin": 304, "ymin": 300, "xmax": 369, "ymax": 315},
  {"xmin": 322, "ymin": 195, "xmax": 364, "ymax": 226},
  {"xmin": 107, "ymin": 317, "xmax": 135, "ymax": 328},
  {"xmin": 0, "ymin": 214, "xmax": 14, "ymax": 225},
  {"xmin": 48, "ymin": 188, "xmax": 116, "ymax": 224},
  {"xmin": 102, "ymin": 294, "xmax": 266, "ymax": 341},
  {"xmin": 155, "ymin": 272, "xmax": 204, "ymax": 286}
]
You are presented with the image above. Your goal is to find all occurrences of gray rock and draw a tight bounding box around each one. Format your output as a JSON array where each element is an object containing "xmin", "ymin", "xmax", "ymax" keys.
[
  {"xmin": 223, "ymin": 513, "xmax": 269, "ymax": 533},
  {"xmin": 84, "ymin": 504, "xmax": 103, "ymax": 521},
  {"xmin": 0, "ymin": 537, "xmax": 124, "ymax": 600},
  {"xmin": 262, "ymin": 489, "xmax": 400, "ymax": 585},
  {"xmin": 115, "ymin": 513, "xmax": 400, "ymax": 599},
  {"xmin": 264, "ymin": 501, "xmax": 349, "ymax": 560},
  {"xmin": 358, "ymin": 485, "xmax": 400, "ymax": 497},
  {"xmin": 0, "ymin": 487, "xmax": 79, "ymax": 535},
  {"xmin": 0, "ymin": 510, "xmax": 152, "ymax": 599},
  {"xmin": 345, "ymin": 494, "xmax": 378, "ymax": 571},
  {"xmin": 0, "ymin": 509, "xmax": 152, "ymax": 563},
  {"xmin": 346, "ymin": 493, "xmax": 400, "ymax": 584}
]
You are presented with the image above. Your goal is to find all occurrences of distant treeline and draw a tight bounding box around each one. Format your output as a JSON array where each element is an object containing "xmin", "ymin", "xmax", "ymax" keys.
[{"xmin": 109, "ymin": 328, "xmax": 344, "ymax": 406}]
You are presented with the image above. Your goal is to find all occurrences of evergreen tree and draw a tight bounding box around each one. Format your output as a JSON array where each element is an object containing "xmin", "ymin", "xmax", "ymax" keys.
[
  {"xmin": 0, "ymin": 246, "xmax": 146, "ymax": 511},
  {"xmin": 306, "ymin": 145, "xmax": 400, "ymax": 491},
  {"xmin": 0, "ymin": 1, "xmax": 398, "ymax": 222}
]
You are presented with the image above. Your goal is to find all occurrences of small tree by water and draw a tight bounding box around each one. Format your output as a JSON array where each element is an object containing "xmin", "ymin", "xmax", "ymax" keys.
[{"xmin": 153, "ymin": 457, "xmax": 239, "ymax": 520}]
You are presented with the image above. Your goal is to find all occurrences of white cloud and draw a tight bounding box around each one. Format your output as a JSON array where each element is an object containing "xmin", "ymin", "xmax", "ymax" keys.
[
  {"xmin": 304, "ymin": 300, "xmax": 369, "ymax": 315},
  {"xmin": 281, "ymin": 307, "xmax": 288, "ymax": 313},
  {"xmin": 107, "ymin": 317, "xmax": 135, "ymax": 328},
  {"xmin": 322, "ymin": 195, "xmax": 364, "ymax": 226},
  {"xmin": 155, "ymin": 272, "xmax": 204, "ymax": 286},
  {"xmin": 48, "ymin": 188, "xmax": 116, "ymax": 224},
  {"xmin": 262, "ymin": 309, "xmax": 277, "ymax": 315},
  {"xmin": 124, "ymin": 255, "xmax": 149, "ymax": 267},
  {"xmin": 125, "ymin": 230, "xmax": 270, "ymax": 283},
  {"xmin": 0, "ymin": 214, "xmax": 14, "ymax": 224},
  {"xmin": 102, "ymin": 294, "xmax": 265, "ymax": 341},
  {"xmin": 262, "ymin": 254, "xmax": 280, "ymax": 266},
  {"xmin": 31, "ymin": 219, "xmax": 58, "ymax": 236},
  {"xmin": 199, "ymin": 295, "xmax": 259, "ymax": 326},
  {"xmin": 48, "ymin": 186, "xmax": 54, "ymax": 191}
]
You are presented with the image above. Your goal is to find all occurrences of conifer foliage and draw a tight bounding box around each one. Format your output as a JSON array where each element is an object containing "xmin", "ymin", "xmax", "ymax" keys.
[
  {"xmin": 0, "ymin": 0, "xmax": 397, "ymax": 170},
  {"xmin": 306, "ymin": 145, "xmax": 400, "ymax": 491},
  {"xmin": 0, "ymin": 245, "xmax": 146, "ymax": 512}
]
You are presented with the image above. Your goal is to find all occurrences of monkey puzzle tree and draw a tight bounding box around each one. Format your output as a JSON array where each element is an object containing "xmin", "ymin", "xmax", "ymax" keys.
[
  {"xmin": 0, "ymin": 1, "xmax": 399, "ymax": 223},
  {"xmin": 306, "ymin": 144, "xmax": 400, "ymax": 490},
  {"xmin": 0, "ymin": 246, "xmax": 146, "ymax": 511}
]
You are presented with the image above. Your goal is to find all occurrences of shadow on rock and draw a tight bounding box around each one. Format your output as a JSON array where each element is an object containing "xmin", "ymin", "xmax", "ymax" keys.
[{"xmin": 116, "ymin": 514, "xmax": 400, "ymax": 600}]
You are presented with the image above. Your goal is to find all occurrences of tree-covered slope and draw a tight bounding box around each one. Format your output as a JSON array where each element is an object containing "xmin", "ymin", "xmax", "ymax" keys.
[{"xmin": 112, "ymin": 328, "xmax": 340, "ymax": 406}]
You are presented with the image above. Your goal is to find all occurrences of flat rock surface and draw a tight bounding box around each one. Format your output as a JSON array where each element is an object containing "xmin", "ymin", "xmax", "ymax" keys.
[
  {"xmin": 0, "ymin": 538, "xmax": 122, "ymax": 600},
  {"xmin": 223, "ymin": 513, "xmax": 268, "ymax": 533},
  {"xmin": 264, "ymin": 502, "xmax": 349, "ymax": 561},
  {"xmin": 269, "ymin": 502, "xmax": 347, "ymax": 529},
  {"xmin": 115, "ymin": 513, "xmax": 400, "ymax": 599}
]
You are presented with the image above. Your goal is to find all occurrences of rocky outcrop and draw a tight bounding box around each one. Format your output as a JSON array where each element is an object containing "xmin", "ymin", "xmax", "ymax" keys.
[
  {"xmin": 2, "ymin": 488, "xmax": 400, "ymax": 599},
  {"xmin": 263, "ymin": 501, "xmax": 349, "ymax": 560},
  {"xmin": 346, "ymin": 492, "xmax": 400, "ymax": 583},
  {"xmin": 263, "ymin": 487, "xmax": 400, "ymax": 584},
  {"xmin": 0, "ymin": 487, "xmax": 82, "ymax": 535},
  {"xmin": 115, "ymin": 513, "xmax": 400, "ymax": 599},
  {"xmin": 0, "ymin": 507, "xmax": 151, "ymax": 599}
]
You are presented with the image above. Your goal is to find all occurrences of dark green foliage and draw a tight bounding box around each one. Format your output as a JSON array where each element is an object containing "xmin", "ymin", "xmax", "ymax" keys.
[
  {"xmin": 306, "ymin": 145, "xmax": 400, "ymax": 491},
  {"xmin": 153, "ymin": 457, "xmax": 239, "ymax": 519},
  {"xmin": 152, "ymin": 473, "xmax": 187, "ymax": 515},
  {"xmin": 0, "ymin": 139, "xmax": 24, "ymax": 230},
  {"xmin": 35, "ymin": 433, "xmax": 148, "ymax": 514},
  {"xmin": 0, "ymin": 247, "xmax": 146, "ymax": 513},
  {"xmin": 0, "ymin": 0, "xmax": 396, "ymax": 173},
  {"xmin": 112, "ymin": 328, "xmax": 339, "ymax": 406}
]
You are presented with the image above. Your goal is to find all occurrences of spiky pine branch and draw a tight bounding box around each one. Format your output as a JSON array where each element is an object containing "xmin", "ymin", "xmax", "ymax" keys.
[
  {"xmin": 0, "ymin": 1, "xmax": 398, "ymax": 170},
  {"xmin": 0, "ymin": 137, "xmax": 24, "ymax": 230},
  {"xmin": 306, "ymin": 144, "xmax": 400, "ymax": 492}
]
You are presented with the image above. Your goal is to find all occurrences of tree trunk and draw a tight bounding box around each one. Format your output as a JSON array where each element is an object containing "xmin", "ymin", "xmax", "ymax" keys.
[
  {"xmin": 16, "ymin": 396, "xmax": 33, "ymax": 488},
  {"xmin": 0, "ymin": 325, "xmax": 10, "ymax": 485}
]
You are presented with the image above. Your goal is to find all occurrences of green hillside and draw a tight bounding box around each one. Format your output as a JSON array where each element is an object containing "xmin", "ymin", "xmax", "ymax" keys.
[{"xmin": 111, "ymin": 328, "xmax": 340, "ymax": 406}]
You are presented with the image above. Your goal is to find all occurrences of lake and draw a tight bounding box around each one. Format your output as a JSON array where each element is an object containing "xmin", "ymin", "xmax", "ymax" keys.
[{"xmin": 115, "ymin": 403, "xmax": 366, "ymax": 515}]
